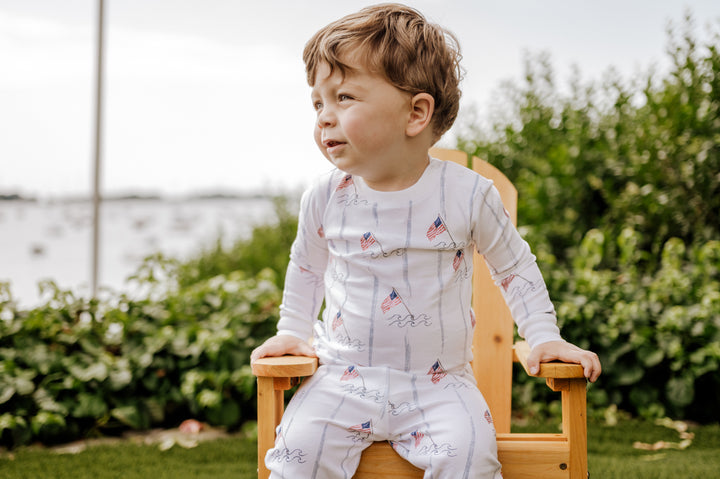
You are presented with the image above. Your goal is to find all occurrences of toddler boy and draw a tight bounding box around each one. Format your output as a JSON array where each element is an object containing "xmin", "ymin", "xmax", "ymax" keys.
[{"xmin": 251, "ymin": 4, "xmax": 601, "ymax": 478}]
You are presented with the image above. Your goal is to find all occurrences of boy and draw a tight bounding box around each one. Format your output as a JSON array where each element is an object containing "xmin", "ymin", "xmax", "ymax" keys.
[{"xmin": 251, "ymin": 4, "xmax": 601, "ymax": 478}]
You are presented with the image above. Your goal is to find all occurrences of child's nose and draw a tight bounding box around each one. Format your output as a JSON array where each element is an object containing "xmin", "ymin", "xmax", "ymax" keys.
[{"xmin": 317, "ymin": 108, "xmax": 336, "ymax": 128}]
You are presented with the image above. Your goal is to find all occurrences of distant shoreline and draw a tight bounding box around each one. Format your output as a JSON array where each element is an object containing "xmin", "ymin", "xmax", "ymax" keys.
[{"xmin": 0, "ymin": 192, "xmax": 274, "ymax": 204}]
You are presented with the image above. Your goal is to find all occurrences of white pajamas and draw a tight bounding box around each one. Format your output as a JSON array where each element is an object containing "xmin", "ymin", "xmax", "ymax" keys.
[{"xmin": 267, "ymin": 158, "xmax": 562, "ymax": 478}]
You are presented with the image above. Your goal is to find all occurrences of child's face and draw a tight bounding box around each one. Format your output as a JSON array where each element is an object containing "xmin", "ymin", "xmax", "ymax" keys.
[{"xmin": 311, "ymin": 60, "xmax": 415, "ymax": 190}]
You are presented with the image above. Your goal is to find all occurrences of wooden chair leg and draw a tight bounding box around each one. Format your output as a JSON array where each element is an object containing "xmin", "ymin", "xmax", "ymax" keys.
[
  {"xmin": 257, "ymin": 377, "xmax": 293, "ymax": 479},
  {"xmin": 257, "ymin": 376, "xmax": 276, "ymax": 479},
  {"xmin": 547, "ymin": 377, "xmax": 588, "ymax": 479}
]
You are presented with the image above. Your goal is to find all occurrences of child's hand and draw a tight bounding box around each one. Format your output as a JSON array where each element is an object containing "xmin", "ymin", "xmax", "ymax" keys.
[
  {"xmin": 527, "ymin": 340, "xmax": 601, "ymax": 383},
  {"xmin": 250, "ymin": 334, "xmax": 316, "ymax": 364}
]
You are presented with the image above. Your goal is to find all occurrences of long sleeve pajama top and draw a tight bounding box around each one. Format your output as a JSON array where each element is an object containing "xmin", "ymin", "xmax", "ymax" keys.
[{"xmin": 276, "ymin": 157, "xmax": 562, "ymax": 376}]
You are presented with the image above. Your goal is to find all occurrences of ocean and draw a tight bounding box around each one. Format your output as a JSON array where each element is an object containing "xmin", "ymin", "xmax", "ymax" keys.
[{"xmin": 0, "ymin": 197, "xmax": 276, "ymax": 309}]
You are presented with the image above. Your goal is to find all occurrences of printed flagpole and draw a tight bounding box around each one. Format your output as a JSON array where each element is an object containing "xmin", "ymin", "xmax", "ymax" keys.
[{"xmin": 392, "ymin": 288, "xmax": 415, "ymax": 320}]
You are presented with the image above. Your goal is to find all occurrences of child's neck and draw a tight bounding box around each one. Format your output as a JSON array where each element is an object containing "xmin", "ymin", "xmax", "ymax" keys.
[{"xmin": 362, "ymin": 150, "xmax": 430, "ymax": 192}]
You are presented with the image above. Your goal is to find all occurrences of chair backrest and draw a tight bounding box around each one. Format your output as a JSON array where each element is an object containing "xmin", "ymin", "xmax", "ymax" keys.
[{"xmin": 429, "ymin": 147, "xmax": 517, "ymax": 435}]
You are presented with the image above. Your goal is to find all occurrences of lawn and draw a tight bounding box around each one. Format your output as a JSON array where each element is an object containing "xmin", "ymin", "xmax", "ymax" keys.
[{"xmin": 1, "ymin": 420, "xmax": 718, "ymax": 478}]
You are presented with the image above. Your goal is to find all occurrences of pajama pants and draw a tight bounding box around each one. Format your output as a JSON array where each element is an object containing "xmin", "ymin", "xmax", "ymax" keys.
[{"xmin": 266, "ymin": 364, "xmax": 503, "ymax": 479}]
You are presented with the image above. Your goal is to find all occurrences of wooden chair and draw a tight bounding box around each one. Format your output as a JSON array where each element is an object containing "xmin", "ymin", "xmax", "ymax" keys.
[{"xmin": 251, "ymin": 148, "xmax": 589, "ymax": 478}]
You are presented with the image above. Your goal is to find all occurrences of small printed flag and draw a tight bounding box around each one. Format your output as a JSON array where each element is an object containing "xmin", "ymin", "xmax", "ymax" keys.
[
  {"xmin": 411, "ymin": 430, "xmax": 425, "ymax": 448},
  {"xmin": 453, "ymin": 250, "xmax": 464, "ymax": 271},
  {"xmin": 336, "ymin": 174, "xmax": 354, "ymax": 191},
  {"xmin": 426, "ymin": 216, "xmax": 447, "ymax": 241},
  {"xmin": 484, "ymin": 409, "xmax": 493, "ymax": 424},
  {"xmin": 428, "ymin": 360, "xmax": 447, "ymax": 384},
  {"xmin": 501, "ymin": 274, "xmax": 515, "ymax": 292},
  {"xmin": 332, "ymin": 311, "xmax": 343, "ymax": 331},
  {"xmin": 349, "ymin": 420, "xmax": 372, "ymax": 434},
  {"xmin": 341, "ymin": 365, "xmax": 359, "ymax": 381},
  {"xmin": 381, "ymin": 289, "xmax": 402, "ymax": 313},
  {"xmin": 361, "ymin": 232, "xmax": 376, "ymax": 251}
]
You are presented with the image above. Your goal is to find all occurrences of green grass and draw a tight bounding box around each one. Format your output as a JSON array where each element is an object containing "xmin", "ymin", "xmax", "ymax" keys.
[
  {"xmin": 1, "ymin": 420, "xmax": 719, "ymax": 478},
  {"xmin": 0, "ymin": 436, "xmax": 258, "ymax": 479},
  {"xmin": 518, "ymin": 419, "xmax": 720, "ymax": 478}
]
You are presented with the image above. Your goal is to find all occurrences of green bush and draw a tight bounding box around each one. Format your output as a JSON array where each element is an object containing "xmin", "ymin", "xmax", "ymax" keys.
[
  {"xmin": 0, "ymin": 199, "xmax": 297, "ymax": 448},
  {"xmin": 0, "ymin": 267, "xmax": 280, "ymax": 448},
  {"xmin": 175, "ymin": 196, "xmax": 298, "ymax": 289},
  {"xmin": 460, "ymin": 14, "xmax": 720, "ymax": 421},
  {"xmin": 460, "ymin": 14, "xmax": 719, "ymax": 269}
]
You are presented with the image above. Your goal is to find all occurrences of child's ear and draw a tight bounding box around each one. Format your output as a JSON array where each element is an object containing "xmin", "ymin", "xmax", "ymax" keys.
[{"xmin": 406, "ymin": 93, "xmax": 435, "ymax": 138}]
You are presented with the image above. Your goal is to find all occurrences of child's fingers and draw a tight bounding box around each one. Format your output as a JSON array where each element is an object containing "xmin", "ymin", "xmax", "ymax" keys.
[
  {"xmin": 250, "ymin": 335, "xmax": 317, "ymax": 363},
  {"xmin": 581, "ymin": 351, "xmax": 602, "ymax": 383},
  {"xmin": 527, "ymin": 341, "xmax": 602, "ymax": 382}
]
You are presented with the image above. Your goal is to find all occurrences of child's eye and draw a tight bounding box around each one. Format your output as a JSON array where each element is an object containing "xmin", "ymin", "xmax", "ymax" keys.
[
  {"xmin": 313, "ymin": 101, "xmax": 323, "ymax": 111},
  {"xmin": 339, "ymin": 94, "xmax": 353, "ymax": 102}
]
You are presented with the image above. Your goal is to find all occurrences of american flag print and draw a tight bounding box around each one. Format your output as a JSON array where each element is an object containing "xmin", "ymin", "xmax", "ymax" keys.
[
  {"xmin": 428, "ymin": 360, "xmax": 447, "ymax": 384},
  {"xmin": 453, "ymin": 249, "xmax": 464, "ymax": 271},
  {"xmin": 411, "ymin": 430, "xmax": 425, "ymax": 448},
  {"xmin": 484, "ymin": 409, "xmax": 493, "ymax": 424},
  {"xmin": 349, "ymin": 420, "xmax": 372, "ymax": 434},
  {"xmin": 336, "ymin": 174, "xmax": 354, "ymax": 191},
  {"xmin": 501, "ymin": 274, "xmax": 516, "ymax": 292},
  {"xmin": 360, "ymin": 232, "xmax": 376, "ymax": 251},
  {"xmin": 332, "ymin": 311, "xmax": 343, "ymax": 331},
  {"xmin": 341, "ymin": 365, "xmax": 359, "ymax": 381},
  {"xmin": 426, "ymin": 216, "xmax": 447, "ymax": 241},
  {"xmin": 381, "ymin": 288, "xmax": 402, "ymax": 313}
]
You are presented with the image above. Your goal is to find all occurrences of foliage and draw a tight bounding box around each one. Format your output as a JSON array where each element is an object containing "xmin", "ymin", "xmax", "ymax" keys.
[
  {"xmin": 175, "ymin": 196, "xmax": 298, "ymax": 289},
  {"xmin": 460, "ymin": 14, "xmax": 720, "ymax": 269},
  {"xmin": 0, "ymin": 200, "xmax": 295, "ymax": 448},
  {"xmin": 460, "ymin": 15, "xmax": 720, "ymax": 421}
]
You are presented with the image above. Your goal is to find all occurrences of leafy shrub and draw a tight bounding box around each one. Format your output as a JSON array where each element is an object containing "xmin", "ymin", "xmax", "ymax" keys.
[
  {"xmin": 0, "ymin": 198, "xmax": 297, "ymax": 448},
  {"xmin": 460, "ymin": 14, "xmax": 720, "ymax": 270},
  {"xmin": 175, "ymin": 196, "xmax": 298, "ymax": 289},
  {"xmin": 460, "ymin": 14, "xmax": 720, "ymax": 421}
]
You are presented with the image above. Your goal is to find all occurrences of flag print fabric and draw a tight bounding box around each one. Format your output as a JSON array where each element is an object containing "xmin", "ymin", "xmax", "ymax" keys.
[
  {"xmin": 453, "ymin": 249, "xmax": 464, "ymax": 271},
  {"xmin": 426, "ymin": 216, "xmax": 446, "ymax": 241},
  {"xmin": 349, "ymin": 420, "xmax": 372, "ymax": 434},
  {"xmin": 332, "ymin": 311, "xmax": 343, "ymax": 331},
  {"xmin": 341, "ymin": 365, "xmax": 359, "ymax": 381},
  {"xmin": 381, "ymin": 288, "xmax": 402, "ymax": 313},
  {"xmin": 361, "ymin": 232, "xmax": 376, "ymax": 251},
  {"xmin": 428, "ymin": 360, "xmax": 447, "ymax": 384},
  {"xmin": 266, "ymin": 158, "xmax": 556, "ymax": 478}
]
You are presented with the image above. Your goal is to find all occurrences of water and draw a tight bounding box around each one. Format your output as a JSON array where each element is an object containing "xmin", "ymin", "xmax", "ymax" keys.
[{"xmin": 0, "ymin": 197, "xmax": 276, "ymax": 309}]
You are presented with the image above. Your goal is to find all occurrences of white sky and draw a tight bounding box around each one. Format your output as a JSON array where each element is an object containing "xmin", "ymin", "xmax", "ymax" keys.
[{"xmin": 1, "ymin": 0, "xmax": 719, "ymax": 198}]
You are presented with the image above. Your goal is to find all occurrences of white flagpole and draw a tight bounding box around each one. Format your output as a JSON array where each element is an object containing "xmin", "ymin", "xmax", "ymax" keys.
[{"xmin": 91, "ymin": 0, "xmax": 105, "ymax": 298}]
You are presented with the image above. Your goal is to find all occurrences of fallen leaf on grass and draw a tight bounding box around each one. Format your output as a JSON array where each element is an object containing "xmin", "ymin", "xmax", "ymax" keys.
[
  {"xmin": 633, "ymin": 439, "xmax": 693, "ymax": 451},
  {"xmin": 49, "ymin": 421, "xmax": 230, "ymax": 454}
]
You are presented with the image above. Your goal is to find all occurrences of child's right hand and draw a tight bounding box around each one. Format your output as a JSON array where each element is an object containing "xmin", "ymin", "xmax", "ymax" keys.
[{"xmin": 250, "ymin": 334, "xmax": 316, "ymax": 364}]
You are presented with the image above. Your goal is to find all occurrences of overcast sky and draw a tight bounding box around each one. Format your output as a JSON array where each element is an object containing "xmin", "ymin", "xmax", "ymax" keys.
[{"xmin": 1, "ymin": 0, "xmax": 719, "ymax": 198}]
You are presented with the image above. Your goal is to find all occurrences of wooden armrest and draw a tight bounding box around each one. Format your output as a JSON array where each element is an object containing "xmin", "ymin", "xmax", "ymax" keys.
[
  {"xmin": 513, "ymin": 341, "xmax": 585, "ymax": 379},
  {"xmin": 251, "ymin": 355, "xmax": 319, "ymax": 378}
]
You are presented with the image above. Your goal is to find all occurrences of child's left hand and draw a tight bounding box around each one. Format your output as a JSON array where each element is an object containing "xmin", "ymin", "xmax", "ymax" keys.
[{"xmin": 527, "ymin": 340, "xmax": 601, "ymax": 383}]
